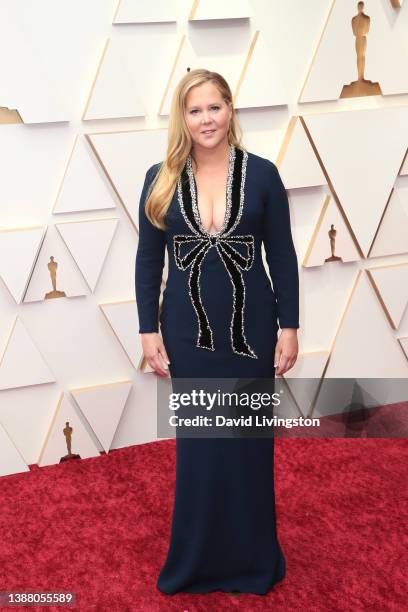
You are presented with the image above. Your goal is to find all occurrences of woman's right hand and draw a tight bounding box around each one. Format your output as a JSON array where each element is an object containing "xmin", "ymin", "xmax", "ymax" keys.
[{"xmin": 140, "ymin": 332, "xmax": 171, "ymax": 377}]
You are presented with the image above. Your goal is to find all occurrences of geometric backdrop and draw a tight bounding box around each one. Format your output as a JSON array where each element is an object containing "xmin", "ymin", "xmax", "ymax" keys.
[{"xmin": 0, "ymin": 0, "xmax": 407, "ymax": 476}]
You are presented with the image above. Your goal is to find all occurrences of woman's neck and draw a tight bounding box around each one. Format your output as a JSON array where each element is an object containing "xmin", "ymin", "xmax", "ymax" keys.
[{"xmin": 191, "ymin": 140, "xmax": 231, "ymax": 172}]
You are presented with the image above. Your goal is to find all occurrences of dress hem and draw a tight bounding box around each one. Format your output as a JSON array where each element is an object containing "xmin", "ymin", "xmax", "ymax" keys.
[{"xmin": 156, "ymin": 570, "xmax": 286, "ymax": 596}]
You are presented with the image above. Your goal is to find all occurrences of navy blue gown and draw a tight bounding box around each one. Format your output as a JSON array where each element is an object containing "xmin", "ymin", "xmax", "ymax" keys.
[{"xmin": 135, "ymin": 144, "xmax": 299, "ymax": 595}]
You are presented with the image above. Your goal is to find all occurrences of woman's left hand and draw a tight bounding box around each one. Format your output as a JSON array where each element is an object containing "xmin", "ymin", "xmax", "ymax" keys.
[{"xmin": 274, "ymin": 328, "xmax": 298, "ymax": 376}]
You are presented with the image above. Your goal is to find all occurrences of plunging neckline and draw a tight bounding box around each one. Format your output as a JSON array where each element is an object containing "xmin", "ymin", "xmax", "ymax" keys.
[{"xmin": 186, "ymin": 143, "xmax": 236, "ymax": 238}]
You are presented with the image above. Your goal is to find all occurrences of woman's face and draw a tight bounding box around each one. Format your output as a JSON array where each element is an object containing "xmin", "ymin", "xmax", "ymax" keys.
[{"xmin": 184, "ymin": 81, "xmax": 232, "ymax": 150}]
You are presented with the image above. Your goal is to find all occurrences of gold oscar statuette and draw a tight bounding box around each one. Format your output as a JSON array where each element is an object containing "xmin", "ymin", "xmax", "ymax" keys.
[
  {"xmin": 60, "ymin": 421, "xmax": 80, "ymax": 462},
  {"xmin": 340, "ymin": 1, "xmax": 382, "ymax": 98},
  {"xmin": 325, "ymin": 224, "xmax": 343, "ymax": 262},
  {"xmin": 44, "ymin": 256, "xmax": 66, "ymax": 299}
]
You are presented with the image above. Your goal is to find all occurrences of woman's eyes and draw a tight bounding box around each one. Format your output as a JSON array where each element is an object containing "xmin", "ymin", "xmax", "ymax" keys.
[{"xmin": 191, "ymin": 106, "xmax": 220, "ymax": 114}]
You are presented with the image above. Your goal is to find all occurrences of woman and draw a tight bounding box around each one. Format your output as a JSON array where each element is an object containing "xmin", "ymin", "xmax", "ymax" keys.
[{"xmin": 135, "ymin": 69, "xmax": 299, "ymax": 595}]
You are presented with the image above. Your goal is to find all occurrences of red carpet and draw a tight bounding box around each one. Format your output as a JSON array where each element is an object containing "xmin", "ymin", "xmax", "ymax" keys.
[{"xmin": 0, "ymin": 437, "xmax": 406, "ymax": 611}]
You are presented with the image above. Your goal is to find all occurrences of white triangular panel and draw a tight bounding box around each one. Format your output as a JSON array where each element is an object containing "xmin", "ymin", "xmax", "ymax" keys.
[
  {"xmin": 272, "ymin": 380, "xmax": 303, "ymax": 419},
  {"xmin": 0, "ymin": 227, "xmax": 44, "ymax": 303},
  {"xmin": 399, "ymin": 337, "xmax": 408, "ymax": 359},
  {"xmin": 300, "ymin": 0, "xmax": 408, "ymax": 102},
  {"xmin": 112, "ymin": 371, "xmax": 159, "ymax": 447},
  {"xmin": 0, "ymin": 385, "xmax": 62, "ymax": 468},
  {"xmin": 114, "ymin": 0, "xmax": 177, "ymax": 23},
  {"xmin": 278, "ymin": 118, "xmax": 326, "ymax": 189},
  {"xmin": 370, "ymin": 184, "xmax": 408, "ymax": 257},
  {"xmin": 83, "ymin": 39, "xmax": 145, "ymax": 121},
  {"xmin": 56, "ymin": 218, "xmax": 118, "ymax": 292},
  {"xmin": 71, "ymin": 381, "xmax": 132, "ymax": 452},
  {"xmin": 369, "ymin": 264, "xmax": 408, "ymax": 329},
  {"xmin": 0, "ymin": 3, "xmax": 69, "ymax": 123},
  {"xmin": 279, "ymin": 351, "xmax": 329, "ymax": 418},
  {"xmin": 325, "ymin": 272, "xmax": 408, "ymax": 378},
  {"xmin": 400, "ymin": 150, "xmax": 408, "ymax": 175},
  {"xmin": 159, "ymin": 36, "xmax": 199, "ymax": 116},
  {"xmin": 100, "ymin": 301, "xmax": 144, "ymax": 369},
  {"xmin": 304, "ymin": 108, "xmax": 408, "ymax": 256},
  {"xmin": 24, "ymin": 226, "xmax": 89, "ymax": 302},
  {"xmin": 0, "ymin": 317, "xmax": 55, "ymax": 391},
  {"xmin": 303, "ymin": 196, "xmax": 360, "ymax": 267},
  {"xmin": 235, "ymin": 31, "xmax": 287, "ymax": 109},
  {"xmin": 88, "ymin": 129, "xmax": 168, "ymax": 229},
  {"xmin": 53, "ymin": 136, "xmax": 116, "ymax": 214},
  {"xmin": 300, "ymin": 264, "xmax": 360, "ymax": 355},
  {"xmin": 284, "ymin": 351, "xmax": 329, "ymax": 379},
  {"xmin": 282, "ymin": 189, "xmax": 326, "ymax": 266},
  {"xmin": 160, "ymin": 35, "xmax": 245, "ymax": 116},
  {"xmin": 38, "ymin": 394, "xmax": 100, "ymax": 467},
  {"xmin": 189, "ymin": 0, "xmax": 252, "ymax": 20},
  {"xmin": 0, "ymin": 422, "xmax": 29, "ymax": 477}
]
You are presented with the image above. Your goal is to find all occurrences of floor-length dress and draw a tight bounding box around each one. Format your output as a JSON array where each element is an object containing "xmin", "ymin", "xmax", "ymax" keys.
[{"xmin": 135, "ymin": 144, "xmax": 299, "ymax": 595}]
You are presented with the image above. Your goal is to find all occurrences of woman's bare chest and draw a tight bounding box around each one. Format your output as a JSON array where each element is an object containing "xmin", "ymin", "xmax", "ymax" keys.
[{"xmin": 194, "ymin": 170, "xmax": 228, "ymax": 235}]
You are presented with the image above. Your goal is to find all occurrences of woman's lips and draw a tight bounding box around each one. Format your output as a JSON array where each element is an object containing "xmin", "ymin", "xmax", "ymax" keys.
[{"xmin": 202, "ymin": 129, "xmax": 215, "ymax": 135}]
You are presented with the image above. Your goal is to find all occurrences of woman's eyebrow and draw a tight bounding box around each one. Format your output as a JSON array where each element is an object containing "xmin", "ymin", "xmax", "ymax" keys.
[{"xmin": 187, "ymin": 102, "xmax": 220, "ymax": 110}]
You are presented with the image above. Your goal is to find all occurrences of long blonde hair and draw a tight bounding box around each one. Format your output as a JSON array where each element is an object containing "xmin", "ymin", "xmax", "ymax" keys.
[{"xmin": 145, "ymin": 68, "xmax": 246, "ymax": 231}]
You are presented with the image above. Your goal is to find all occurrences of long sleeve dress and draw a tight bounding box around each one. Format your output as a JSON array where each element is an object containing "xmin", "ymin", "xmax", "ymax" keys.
[{"xmin": 135, "ymin": 143, "xmax": 299, "ymax": 595}]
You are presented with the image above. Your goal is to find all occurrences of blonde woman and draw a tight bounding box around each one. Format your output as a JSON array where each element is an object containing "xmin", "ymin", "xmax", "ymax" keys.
[{"xmin": 135, "ymin": 69, "xmax": 299, "ymax": 595}]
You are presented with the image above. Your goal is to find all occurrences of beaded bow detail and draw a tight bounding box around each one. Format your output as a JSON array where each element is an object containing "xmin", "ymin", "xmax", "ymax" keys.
[{"xmin": 173, "ymin": 145, "xmax": 258, "ymax": 359}]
